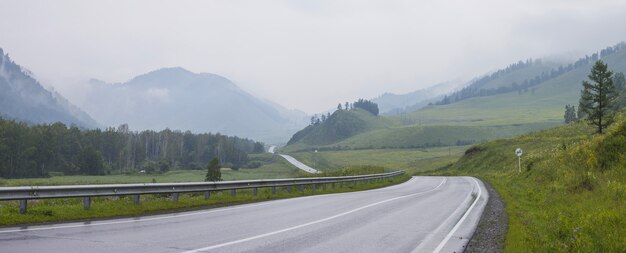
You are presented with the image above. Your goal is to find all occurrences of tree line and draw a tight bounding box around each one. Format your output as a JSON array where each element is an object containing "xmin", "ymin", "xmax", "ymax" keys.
[
  {"xmin": 0, "ymin": 121, "xmax": 265, "ymax": 178},
  {"xmin": 436, "ymin": 42, "xmax": 626, "ymax": 105},
  {"xmin": 309, "ymin": 99, "xmax": 380, "ymax": 126}
]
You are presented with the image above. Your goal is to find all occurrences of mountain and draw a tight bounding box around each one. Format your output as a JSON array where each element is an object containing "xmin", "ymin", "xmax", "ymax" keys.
[
  {"xmin": 407, "ymin": 42, "xmax": 626, "ymax": 126},
  {"xmin": 79, "ymin": 67, "xmax": 307, "ymax": 143},
  {"xmin": 372, "ymin": 80, "xmax": 465, "ymax": 115},
  {"xmin": 0, "ymin": 48, "xmax": 98, "ymax": 128},
  {"xmin": 283, "ymin": 42, "xmax": 626, "ymax": 152}
]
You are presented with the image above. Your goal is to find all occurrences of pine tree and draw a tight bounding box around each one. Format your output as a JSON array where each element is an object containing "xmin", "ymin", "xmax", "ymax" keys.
[
  {"xmin": 205, "ymin": 157, "xmax": 222, "ymax": 181},
  {"xmin": 337, "ymin": 103, "xmax": 342, "ymax": 110},
  {"xmin": 564, "ymin": 105, "xmax": 576, "ymax": 123},
  {"xmin": 579, "ymin": 60, "xmax": 618, "ymax": 134},
  {"xmin": 613, "ymin": 72, "xmax": 626, "ymax": 108}
]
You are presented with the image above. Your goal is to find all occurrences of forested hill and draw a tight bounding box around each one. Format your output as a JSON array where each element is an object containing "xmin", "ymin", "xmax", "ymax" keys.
[
  {"xmin": 0, "ymin": 119, "xmax": 264, "ymax": 179},
  {"xmin": 79, "ymin": 67, "xmax": 307, "ymax": 143},
  {"xmin": 435, "ymin": 42, "xmax": 626, "ymax": 105},
  {"xmin": 285, "ymin": 103, "xmax": 390, "ymax": 152},
  {"xmin": 0, "ymin": 48, "xmax": 98, "ymax": 128}
]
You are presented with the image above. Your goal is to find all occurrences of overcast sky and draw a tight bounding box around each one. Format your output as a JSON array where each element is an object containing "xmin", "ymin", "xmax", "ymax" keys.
[{"xmin": 2, "ymin": 0, "xmax": 626, "ymax": 113}]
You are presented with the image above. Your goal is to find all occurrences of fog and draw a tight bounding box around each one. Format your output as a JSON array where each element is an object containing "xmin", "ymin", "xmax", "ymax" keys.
[{"xmin": 1, "ymin": 0, "xmax": 626, "ymax": 113}]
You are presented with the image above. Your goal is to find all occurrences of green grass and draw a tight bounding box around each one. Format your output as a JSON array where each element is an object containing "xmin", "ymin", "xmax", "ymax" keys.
[
  {"xmin": 288, "ymin": 146, "xmax": 468, "ymax": 175},
  {"xmin": 0, "ymin": 175, "xmax": 410, "ymax": 227},
  {"xmin": 0, "ymin": 154, "xmax": 299, "ymax": 186},
  {"xmin": 424, "ymin": 116, "xmax": 626, "ymax": 252},
  {"xmin": 331, "ymin": 122, "xmax": 559, "ymax": 149}
]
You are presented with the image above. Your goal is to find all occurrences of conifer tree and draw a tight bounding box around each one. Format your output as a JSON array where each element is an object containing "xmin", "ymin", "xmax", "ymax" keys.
[
  {"xmin": 205, "ymin": 157, "xmax": 222, "ymax": 181},
  {"xmin": 579, "ymin": 60, "xmax": 618, "ymax": 134}
]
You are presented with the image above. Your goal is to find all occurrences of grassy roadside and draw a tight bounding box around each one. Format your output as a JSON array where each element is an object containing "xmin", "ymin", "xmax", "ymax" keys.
[
  {"xmin": 0, "ymin": 174, "xmax": 410, "ymax": 227},
  {"xmin": 0, "ymin": 154, "xmax": 299, "ymax": 187},
  {"xmin": 423, "ymin": 118, "xmax": 626, "ymax": 252}
]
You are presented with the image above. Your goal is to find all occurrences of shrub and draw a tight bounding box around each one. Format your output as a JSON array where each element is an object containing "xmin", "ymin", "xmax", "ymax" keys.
[{"xmin": 246, "ymin": 161, "xmax": 263, "ymax": 169}]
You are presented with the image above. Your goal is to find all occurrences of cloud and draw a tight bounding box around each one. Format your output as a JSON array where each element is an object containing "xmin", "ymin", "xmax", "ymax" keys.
[{"xmin": 0, "ymin": 0, "xmax": 625, "ymax": 113}]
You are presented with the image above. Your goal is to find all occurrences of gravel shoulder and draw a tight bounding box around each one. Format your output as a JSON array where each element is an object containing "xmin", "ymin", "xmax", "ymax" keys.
[{"xmin": 464, "ymin": 179, "xmax": 508, "ymax": 253}]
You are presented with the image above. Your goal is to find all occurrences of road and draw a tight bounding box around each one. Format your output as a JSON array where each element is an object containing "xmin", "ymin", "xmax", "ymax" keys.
[
  {"xmin": 279, "ymin": 154, "xmax": 321, "ymax": 174},
  {"xmin": 0, "ymin": 176, "xmax": 488, "ymax": 253}
]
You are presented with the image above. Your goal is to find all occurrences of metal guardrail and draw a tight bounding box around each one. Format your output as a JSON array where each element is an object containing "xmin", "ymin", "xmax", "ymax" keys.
[{"xmin": 0, "ymin": 171, "xmax": 405, "ymax": 214}]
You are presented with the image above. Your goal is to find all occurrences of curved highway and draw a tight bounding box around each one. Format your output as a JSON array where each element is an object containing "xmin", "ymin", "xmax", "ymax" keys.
[{"xmin": 0, "ymin": 176, "xmax": 487, "ymax": 253}]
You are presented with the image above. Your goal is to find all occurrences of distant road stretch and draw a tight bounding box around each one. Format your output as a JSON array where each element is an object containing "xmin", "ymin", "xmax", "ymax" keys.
[
  {"xmin": 0, "ymin": 176, "xmax": 488, "ymax": 253},
  {"xmin": 267, "ymin": 145, "xmax": 276, "ymax": 154},
  {"xmin": 279, "ymin": 154, "xmax": 321, "ymax": 173}
]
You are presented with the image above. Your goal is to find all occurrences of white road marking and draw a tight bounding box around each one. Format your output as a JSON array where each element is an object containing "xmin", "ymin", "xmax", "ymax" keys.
[
  {"xmin": 180, "ymin": 178, "xmax": 447, "ymax": 253},
  {"xmin": 432, "ymin": 177, "xmax": 483, "ymax": 253}
]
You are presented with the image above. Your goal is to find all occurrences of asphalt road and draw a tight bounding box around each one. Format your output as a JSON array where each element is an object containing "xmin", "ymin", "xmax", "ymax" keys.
[
  {"xmin": 0, "ymin": 176, "xmax": 488, "ymax": 253},
  {"xmin": 279, "ymin": 154, "xmax": 321, "ymax": 173}
]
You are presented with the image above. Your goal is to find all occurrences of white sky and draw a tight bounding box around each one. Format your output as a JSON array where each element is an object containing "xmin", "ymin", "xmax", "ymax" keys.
[{"xmin": 1, "ymin": 0, "xmax": 626, "ymax": 113}]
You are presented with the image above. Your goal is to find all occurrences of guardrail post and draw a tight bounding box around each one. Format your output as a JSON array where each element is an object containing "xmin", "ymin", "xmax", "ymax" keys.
[
  {"xmin": 204, "ymin": 191, "xmax": 210, "ymax": 200},
  {"xmin": 353, "ymin": 180, "xmax": 357, "ymax": 187},
  {"xmin": 322, "ymin": 183, "xmax": 326, "ymax": 191},
  {"xmin": 253, "ymin": 188, "xmax": 258, "ymax": 196},
  {"xmin": 272, "ymin": 186, "xmax": 276, "ymax": 194},
  {"xmin": 231, "ymin": 189, "xmax": 236, "ymax": 196},
  {"xmin": 312, "ymin": 184, "xmax": 316, "ymax": 191},
  {"xmin": 134, "ymin": 194, "xmax": 140, "ymax": 205},
  {"xmin": 298, "ymin": 185, "xmax": 304, "ymax": 192},
  {"xmin": 172, "ymin": 193, "xmax": 179, "ymax": 202},
  {"xmin": 287, "ymin": 186, "xmax": 292, "ymax": 193},
  {"xmin": 83, "ymin": 197, "xmax": 91, "ymax": 210},
  {"xmin": 339, "ymin": 182, "xmax": 343, "ymax": 188},
  {"xmin": 19, "ymin": 199, "xmax": 27, "ymax": 214}
]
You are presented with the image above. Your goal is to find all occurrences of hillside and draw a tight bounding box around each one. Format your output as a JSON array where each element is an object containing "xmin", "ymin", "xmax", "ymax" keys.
[
  {"xmin": 78, "ymin": 67, "xmax": 307, "ymax": 143},
  {"xmin": 0, "ymin": 48, "xmax": 98, "ymax": 128},
  {"xmin": 284, "ymin": 43, "xmax": 626, "ymax": 152},
  {"xmin": 429, "ymin": 113, "xmax": 626, "ymax": 252},
  {"xmin": 408, "ymin": 43, "xmax": 626, "ymax": 126},
  {"xmin": 284, "ymin": 108, "xmax": 393, "ymax": 152},
  {"xmin": 372, "ymin": 80, "xmax": 464, "ymax": 115}
]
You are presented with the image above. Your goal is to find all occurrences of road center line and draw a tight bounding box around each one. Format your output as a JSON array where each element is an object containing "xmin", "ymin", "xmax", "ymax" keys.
[{"xmin": 180, "ymin": 177, "xmax": 447, "ymax": 253}]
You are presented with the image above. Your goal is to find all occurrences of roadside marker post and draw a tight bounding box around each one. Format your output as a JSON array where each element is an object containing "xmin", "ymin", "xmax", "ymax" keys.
[{"xmin": 515, "ymin": 148, "xmax": 523, "ymax": 173}]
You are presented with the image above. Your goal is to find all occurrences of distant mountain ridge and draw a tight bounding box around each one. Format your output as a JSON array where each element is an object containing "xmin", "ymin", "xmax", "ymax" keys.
[
  {"xmin": 80, "ymin": 67, "xmax": 307, "ymax": 143},
  {"xmin": 0, "ymin": 48, "xmax": 98, "ymax": 128},
  {"xmin": 372, "ymin": 80, "xmax": 464, "ymax": 115},
  {"xmin": 435, "ymin": 42, "xmax": 626, "ymax": 105}
]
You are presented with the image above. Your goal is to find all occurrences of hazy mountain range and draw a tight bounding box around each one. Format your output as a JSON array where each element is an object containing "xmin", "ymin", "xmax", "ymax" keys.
[
  {"xmin": 0, "ymin": 48, "xmax": 97, "ymax": 128},
  {"xmin": 78, "ymin": 67, "xmax": 308, "ymax": 143}
]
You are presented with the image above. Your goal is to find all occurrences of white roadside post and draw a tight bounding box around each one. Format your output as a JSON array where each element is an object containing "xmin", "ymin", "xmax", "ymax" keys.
[{"xmin": 515, "ymin": 148, "xmax": 523, "ymax": 173}]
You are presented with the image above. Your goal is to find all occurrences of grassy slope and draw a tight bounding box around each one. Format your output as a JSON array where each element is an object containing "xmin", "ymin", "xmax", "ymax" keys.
[
  {"xmin": 289, "ymin": 146, "xmax": 468, "ymax": 174},
  {"xmin": 428, "ymin": 117, "xmax": 626, "ymax": 252},
  {"xmin": 404, "ymin": 49, "xmax": 626, "ymax": 126},
  {"xmin": 322, "ymin": 50, "xmax": 626, "ymax": 150},
  {"xmin": 0, "ymin": 153, "xmax": 299, "ymax": 186}
]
